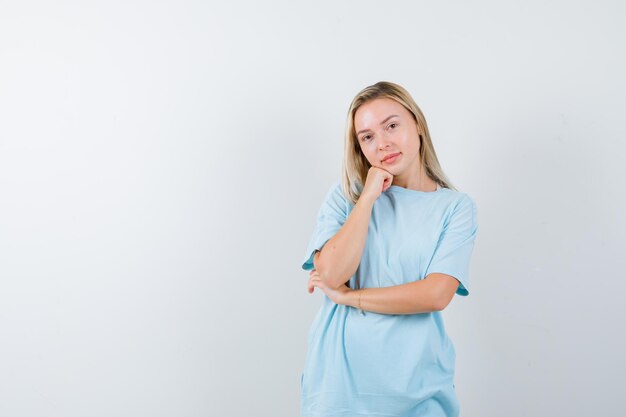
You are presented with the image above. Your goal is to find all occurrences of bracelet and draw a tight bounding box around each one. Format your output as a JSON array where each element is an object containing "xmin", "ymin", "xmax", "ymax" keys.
[{"xmin": 358, "ymin": 289, "xmax": 365, "ymax": 315}]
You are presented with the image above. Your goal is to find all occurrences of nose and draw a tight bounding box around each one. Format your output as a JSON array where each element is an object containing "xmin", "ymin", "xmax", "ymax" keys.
[{"xmin": 378, "ymin": 132, "xmax": 392, "ymax": 150}]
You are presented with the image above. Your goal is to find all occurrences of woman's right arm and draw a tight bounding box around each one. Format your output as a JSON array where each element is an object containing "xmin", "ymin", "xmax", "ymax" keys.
[
  {"xmin": 313, "ymin": 193, "xmax": 376, "ymax": 290},
  {"xmin": 313, "ymin": 165, "xmax": 393, "ymax": 289}
]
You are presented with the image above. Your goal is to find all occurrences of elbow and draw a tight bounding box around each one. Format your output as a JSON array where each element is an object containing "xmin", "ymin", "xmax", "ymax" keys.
[
  {"xmin": 431, "ymin": 291, "xmax": 454, "ymax": 311},
  {"xmin": 431, "ymin": 298, "xmax": 448, "ymax": 312},
  {"xmin": 432, "ymin": 292, "xmax": 454, "ymax": 312},
  {"xmin": 425, "ymin": 275, "xmax": 458, "ymax": 312},
  {"xmin": 318, "ymin": 269, "xmax": 346, "ymax": 290},
  {"xmin": 313, "ymin": 250, "xmax": 347, "ymax": 290}
]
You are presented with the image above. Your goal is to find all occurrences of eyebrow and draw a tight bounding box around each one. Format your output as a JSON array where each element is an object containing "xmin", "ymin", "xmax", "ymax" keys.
[{"xmin": 356, "ymin": 115, "xmax": 399, "ymax": 136}]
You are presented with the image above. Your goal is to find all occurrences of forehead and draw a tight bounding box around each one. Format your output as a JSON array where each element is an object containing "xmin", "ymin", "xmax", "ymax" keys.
[{"xmin": 354, "ymin": 98, "xmax": 408, "ymax": 128}]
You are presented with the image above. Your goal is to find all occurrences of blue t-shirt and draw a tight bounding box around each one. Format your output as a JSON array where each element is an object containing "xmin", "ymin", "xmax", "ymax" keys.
[{"xmin": 300, "ymin": 181, "xmax": 478, "ymax": 417}]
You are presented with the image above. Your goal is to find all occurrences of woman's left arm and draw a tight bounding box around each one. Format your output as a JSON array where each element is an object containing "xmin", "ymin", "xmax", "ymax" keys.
[{"xmin": 308, "ymin": 270, "xmax": 460, "ymax": 315}]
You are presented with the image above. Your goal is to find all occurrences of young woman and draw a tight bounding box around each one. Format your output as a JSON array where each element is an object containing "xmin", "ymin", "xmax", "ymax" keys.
[{"xmin": 300, "ymin": 81, "xmax": 479, "ymax": 417}]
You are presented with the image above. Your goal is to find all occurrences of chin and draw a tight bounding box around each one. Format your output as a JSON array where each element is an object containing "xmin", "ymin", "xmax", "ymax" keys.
[{"xmin": 383, "ymin": 164, "xmax": 402, "ymax": 174}]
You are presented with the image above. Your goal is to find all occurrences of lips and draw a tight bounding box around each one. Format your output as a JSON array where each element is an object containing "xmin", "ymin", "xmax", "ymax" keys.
[{"xmin": 381, "ymin": 152, "xmax": 401, "ymax": 163}]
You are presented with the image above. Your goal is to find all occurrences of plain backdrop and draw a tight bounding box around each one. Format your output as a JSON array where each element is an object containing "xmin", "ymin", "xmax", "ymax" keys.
[{"xmin": 1, "ymin": 1, "xmax": 625, "ymax": 416}]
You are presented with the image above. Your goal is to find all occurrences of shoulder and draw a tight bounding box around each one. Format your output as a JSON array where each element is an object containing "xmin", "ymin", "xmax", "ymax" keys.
[
  {"xmin": 318, "ymin": 180, "xmax": 351, "ymax": 216},
  {"xmin": 438, "ymin": 188, "xmax": 475, "ymax": 207},
  {"xmin": 327, "ymin": 180, "xmax": 342, "ymax": 195},
  {"xmin": 436, "ymin": 189, "xmax": 477, "ymax": 222},
  {"xmin": 324, "ymin": 180, "xmax": 350, "ymax": 205},
  {"xmin": 440, "ymin": 190, "xmax": 478, "ymax": 231}
]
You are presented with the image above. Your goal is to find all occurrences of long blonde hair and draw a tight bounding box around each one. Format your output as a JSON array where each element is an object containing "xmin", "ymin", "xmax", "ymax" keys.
[{"xmin": 341, "ymin": 81, "xmax": 457, "ymax": 205}]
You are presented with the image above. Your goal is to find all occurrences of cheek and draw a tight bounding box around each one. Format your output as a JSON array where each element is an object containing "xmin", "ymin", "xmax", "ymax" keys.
[
  {"xmin": 364, "ymin": 150, "xmax": 378, "ymax": 166},
  {"xmin": 358, "ymin": 146, "xmax": 373, "ymax": 161}
]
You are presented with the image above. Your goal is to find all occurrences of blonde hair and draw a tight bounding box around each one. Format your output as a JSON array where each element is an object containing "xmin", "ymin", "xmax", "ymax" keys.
[{"xmin": 341, "ymin": 81, "xmax": 457, "ymax": 205}]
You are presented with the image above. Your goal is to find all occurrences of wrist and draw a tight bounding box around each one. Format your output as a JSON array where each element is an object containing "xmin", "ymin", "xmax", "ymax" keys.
[
  {"xmin": 357, "ymin": 193, "xmax": 376, "ymax": 207},
  {"xmin": 346, "ymin": 289, "xmax": 358, "ymax": 308},
  {"xmin": 348, "ymin": 288, "xmax": 365, "ymax": 310}
]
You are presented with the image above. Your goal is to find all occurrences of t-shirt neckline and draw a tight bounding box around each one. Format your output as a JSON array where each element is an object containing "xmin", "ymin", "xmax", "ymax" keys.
[{"xmin": 387, "ymin": 183, "xmax": 442, "ymax": 195}]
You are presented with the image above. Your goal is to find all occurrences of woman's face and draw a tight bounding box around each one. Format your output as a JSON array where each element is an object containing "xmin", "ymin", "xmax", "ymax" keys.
[{"xmin": 353, "ymin": 98, "xmax": 422, "ymax": 177}]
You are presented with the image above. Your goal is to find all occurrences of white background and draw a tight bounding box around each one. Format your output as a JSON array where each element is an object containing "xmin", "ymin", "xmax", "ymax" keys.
[{"xmin": 1, "ymin": 1, "xmax": 625, "ymax": 416}]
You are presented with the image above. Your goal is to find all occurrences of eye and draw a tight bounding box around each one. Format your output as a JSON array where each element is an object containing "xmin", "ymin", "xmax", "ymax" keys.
[
  {"xmin": 361, "ymin": 135, "xmax": 372, "ymax": 142},
  {"xmin": 388, "ymin": 123, "xmax": 397, "ymax": 129}
]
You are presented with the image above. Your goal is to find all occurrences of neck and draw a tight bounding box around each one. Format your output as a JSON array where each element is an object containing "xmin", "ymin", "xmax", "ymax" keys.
[{"xmin": 392, "ymin": 164, "xmax": 437, "ymax": 192}]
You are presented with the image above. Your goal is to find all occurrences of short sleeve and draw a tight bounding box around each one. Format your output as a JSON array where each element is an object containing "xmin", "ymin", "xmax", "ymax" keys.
[
  {"xmin": 301, "ymin": 182, "xmax": 349, "ymax": 271},
  {"xmin": 425, "ymin": 194, "xmax": 478, "ymax": 296}
]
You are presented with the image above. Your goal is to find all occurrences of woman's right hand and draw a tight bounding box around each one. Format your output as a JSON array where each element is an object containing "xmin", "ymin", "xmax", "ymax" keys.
[{"xmin": 360, "ymin": 166, "xmax": 393, "ymax": 202}]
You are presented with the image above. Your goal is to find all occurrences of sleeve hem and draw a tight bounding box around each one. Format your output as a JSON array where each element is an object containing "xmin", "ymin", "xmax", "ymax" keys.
[
  {"xmin": 426, "ymin": 270, "xmax": 470, "ymax": 296},
  {"xmin": 301, "ymin": 239, "xmax": 331, "ymax": 270}
]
